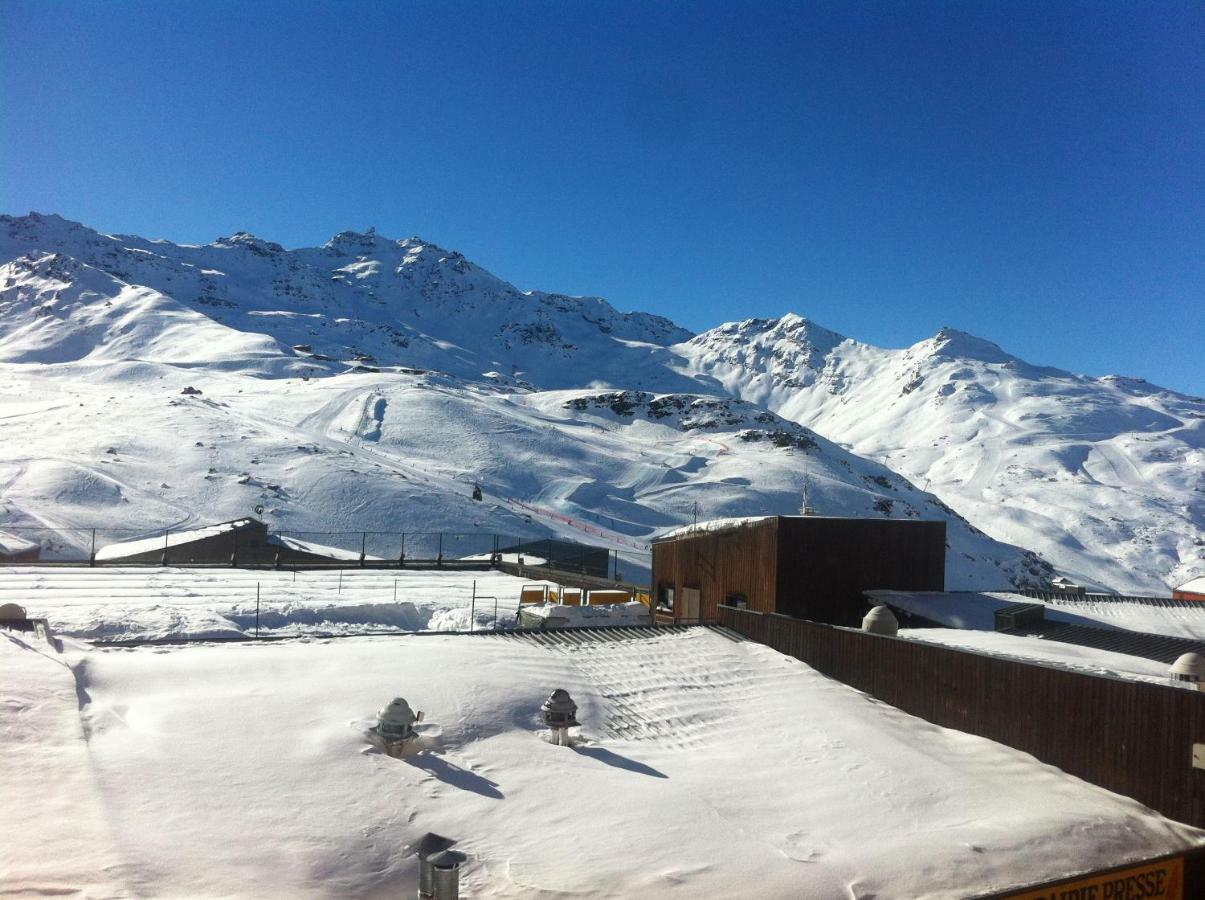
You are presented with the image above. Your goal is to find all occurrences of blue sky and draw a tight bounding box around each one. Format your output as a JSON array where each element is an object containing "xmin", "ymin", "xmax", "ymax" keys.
[{"xmin": 3, "ymin": 0, "xmax": 1202, "ymax": 392}]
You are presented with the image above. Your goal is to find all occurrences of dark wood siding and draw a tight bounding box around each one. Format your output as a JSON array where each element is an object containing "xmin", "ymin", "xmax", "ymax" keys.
[
  {"xmin": 776, "ymin": 517, "xmax": 945, "ymax": 626},
  {"xmin": 719, "ymin": 605, "xmax": 1205, "ymax": 830},
  {"xmin": 651, "ymin": 519, "xmax": 779, "ymax": 621}
]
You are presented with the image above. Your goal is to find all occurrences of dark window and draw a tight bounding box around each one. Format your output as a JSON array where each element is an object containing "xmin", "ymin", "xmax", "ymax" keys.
[
  {"xmin": 725, "ymin": 592, "xmax": 748, "ymax": 609},
  {"xmin": 657, "ymin": 584, "xmax": 675, "ymax": 611}
]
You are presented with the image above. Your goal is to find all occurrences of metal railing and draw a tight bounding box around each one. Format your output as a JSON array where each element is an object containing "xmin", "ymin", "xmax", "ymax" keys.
[{"xmin": 0, "ymin": 525, "xmax": 650, "ymax": 576}]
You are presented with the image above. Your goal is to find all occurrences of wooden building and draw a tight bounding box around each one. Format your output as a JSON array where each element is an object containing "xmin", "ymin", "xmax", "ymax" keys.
[
  {"xmin": 652, "ymin": 516, "xmax": 946, "ymax": 626},
  {"xmin": 95, "ymin": 519, "xmax": 355, "ymax": 566},
  {"xmin": 1174, "ymin": 576, "xmax": 1205, "ymax": 602},
  {"xmin": 0, "ymin": 531, "xmax": 41, "ymax": 564}
]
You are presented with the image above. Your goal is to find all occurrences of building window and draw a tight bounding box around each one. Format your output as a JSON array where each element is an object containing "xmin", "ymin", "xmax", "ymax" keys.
[
  {"xmin": 657, "ymin": 584, "xmax": 675, "ymax": 611},
  {"xmin": 726, "ymin": 593, "xmax": 748, "ymax": 609}
]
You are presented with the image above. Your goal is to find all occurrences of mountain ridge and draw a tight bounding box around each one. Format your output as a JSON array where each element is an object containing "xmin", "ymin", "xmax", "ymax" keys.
[{"xmin": 1, "ymin": 211, "xmax": 1198, "ymax": 593}]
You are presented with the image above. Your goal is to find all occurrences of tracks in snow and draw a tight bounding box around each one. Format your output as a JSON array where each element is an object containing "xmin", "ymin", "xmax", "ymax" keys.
[{"xmin": 488, "ymin": 627, "xmax": 771, "ymax": 749}]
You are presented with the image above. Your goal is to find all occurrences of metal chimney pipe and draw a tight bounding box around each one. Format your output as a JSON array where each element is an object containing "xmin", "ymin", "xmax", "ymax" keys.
[{"xmin": 427, "ymin": 850, "xmax": 466, "ymax": 900}]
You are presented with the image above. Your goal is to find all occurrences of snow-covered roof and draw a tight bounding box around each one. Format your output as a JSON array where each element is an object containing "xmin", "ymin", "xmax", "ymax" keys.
[
  {"xmin": 870, "ymin": 590, "xmax": 1205, "ymax": 641},
  {"xmin": 658, "ymin": 516, "xmax": 770, "ymax": 540},
  {"xmin": 94, "ymin": 518, "xmax": 261, "ymax": 561},
  {"xmin": 266, "ymin": 533, "xmax": 381, "ymax": 562},
  {"xmin": 868, "ymin": 590, "xmax": 1108, "ymax": 631},
  {"xmin": 0, "ymin": 530, "xmax": 38, "ymax": 555},
  {"xmin": 899, "ymin": 628, "xmax": 1186, "ymax": 687},
  {"xmin": 1177, "ymin": 576, "xmax": 1205, "ymax": 594},
  {"xmin": 7, "ymin": 628, "xmax": 1201, "ymax": 897}
]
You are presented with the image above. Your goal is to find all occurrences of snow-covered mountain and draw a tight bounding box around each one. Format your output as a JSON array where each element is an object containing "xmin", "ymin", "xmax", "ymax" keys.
[
  {"xmin": 2, "ymin": 211, "xmax": 1195, "ymax": 593},
  {"xmin": 0, "ymin": 213, "xmax": 693, "ymax": 388},
  {"xmin": 676, "ymin": 315, "xmax": 1203, "ymax": 593}
]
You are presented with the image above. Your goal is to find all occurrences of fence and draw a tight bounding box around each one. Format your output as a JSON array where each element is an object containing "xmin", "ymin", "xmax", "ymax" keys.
[
  {"xmin": 716, "ymin": 605, "xmax": 1205, "ymax": 829},
  {"xmin": 0, "ymin": 525, "xmax": 653, "ymax": 574}
]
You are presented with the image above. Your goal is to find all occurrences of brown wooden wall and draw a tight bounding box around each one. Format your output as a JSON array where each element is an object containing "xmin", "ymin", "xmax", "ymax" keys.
[
  {"xmin": 776, "ymin": 517, "xmax": 946, "ymax": 626},
  {"xmin": 651, "ymin": 519, "xmax": 779, "ymax": 621},
  {"xmin": 718, "ymin": 605, "xmax": 1205, "ymax": 829}
]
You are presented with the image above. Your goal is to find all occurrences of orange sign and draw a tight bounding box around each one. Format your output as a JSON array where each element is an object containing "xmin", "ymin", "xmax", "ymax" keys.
[{"xmin": 1002, "ymin": 857, "xmax": 1182, "ymax": 900}]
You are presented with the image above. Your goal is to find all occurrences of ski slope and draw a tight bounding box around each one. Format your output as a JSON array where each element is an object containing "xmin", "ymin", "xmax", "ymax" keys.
[{"xmin": 1, "ymin": 213, "xmax": 1197, "ymax": 593}]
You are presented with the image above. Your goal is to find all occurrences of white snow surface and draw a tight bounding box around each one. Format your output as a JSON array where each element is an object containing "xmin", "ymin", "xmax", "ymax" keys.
[
  {"xmin": 871, "ymin": 590, "xmax": 1205, "ymax": 641},
  {"xmin": 678, "ymin": 316, "xmax": 1203, "ymax": 594},
  {"xmin": 899, "ymin": 627, "xmax": 1185, "ymax": 686},
  {"xmin": 519, "ymin": 599, "xmax": 651, "ymax": 626},
  {"xmin": 1177, "ymin": 575, "xmax": 1205, "ymax": 595},
  {"xmin": 658, "ymin": 515, "xmax": 770, "ymax": 539},
  {"xmin": 93, "ymin": 517, "xmax": 255, "ymax": 560},
  {"xmin": 0, "ymin": 213, "xmax": 1198, "ymax": 593},
  {"xmin": 3, "ymin": 628, "xmax": 1201, "ymax": 898},
  {"xmin": 3, "ymin": 567, "xmax": 556, "ymax": 641},
  {"xmin": 0, "ymin": 529, "xmax": 37, "ymax": 554}
]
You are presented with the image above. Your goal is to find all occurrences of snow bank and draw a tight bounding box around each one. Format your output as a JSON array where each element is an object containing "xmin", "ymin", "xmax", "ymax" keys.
[
  {"xmin": 6, "ymin": 629, "xmax": 1200, "ymax": 897},
  {"xmin": 3, "ymin": 567, "xmax": 555, "ymax": 641},
  {"xmin": 517, "ymin": 600, "xmax": 650, "ymax": 628}
]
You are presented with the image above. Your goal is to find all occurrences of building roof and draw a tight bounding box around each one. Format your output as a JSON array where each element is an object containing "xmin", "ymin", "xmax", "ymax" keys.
[
  {"xmin": 0, "ymin": 530, "xmax": 39, "ymax": 555},
  {"xmin": 94, "ymin": 518, "xmax": 262, "ymax": 561},
  {"xmin": 8, "ymin": 626, "xmax": 1202, "ymax": 896},
  {"xmin": 656, "ymin": 514, "xmax": 943, "ymax": 542},
  {"xmin": 870, "ymin": 589, "xmax": 1205, "ymax": 641},
  {"xmin": 1177, "ymin": 576, "xmax": 1205, "ymax": 594},
  {"xmin": 656, "ymin": 516, "xmax": 771, "ymax": 541}
]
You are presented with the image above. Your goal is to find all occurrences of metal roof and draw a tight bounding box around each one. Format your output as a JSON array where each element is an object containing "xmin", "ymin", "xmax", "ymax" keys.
[{"xmin": 1001, "ymin": 621, "xmax": 1205, "ymax": 665}]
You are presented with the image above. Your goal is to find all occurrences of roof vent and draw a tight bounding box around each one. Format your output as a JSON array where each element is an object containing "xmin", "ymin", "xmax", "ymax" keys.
[
  {"xmin": 862, "ymin": 605, "xmax": 899, "ymax": 636},
  {"xmin": 1171, "ymin": 653, "xmax": 1205, "ymax": 690},
  {"xmin": 541, "ymin": 689, "xmax": 579, "ymax": 746},
  {"xmin": 425, "ymin": 849, "xmax": 467, "ymax": 900},
  {"xmin": 369, "ymin": 697, "xmax": 423, "ymax": 756},
  {"xmin": 994, "ymin": 602, "xmax": 1045, "ymax": 632}
]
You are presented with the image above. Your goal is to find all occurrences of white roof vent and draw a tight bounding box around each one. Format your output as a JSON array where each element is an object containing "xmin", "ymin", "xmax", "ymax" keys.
[
  {"xmin": 541, "ymin": 689, "xmax": 579, "ymax": 746},
  {"xmin": 1170, "ymin": 653, "xmax": 1205, "ymax": 689},
  {"xmin": 862, "ymin": 604, "xmax": 899, "ymax": 637}
]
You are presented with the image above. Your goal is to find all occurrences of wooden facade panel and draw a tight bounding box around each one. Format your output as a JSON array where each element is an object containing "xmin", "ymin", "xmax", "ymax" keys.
[
  {"xmin": 651, "ymin": 519, "xmax": 778, "ymax": 621},
  {"xmin": 777, "ymin": 517, "xmax": 946, "ymax": 626},
  {"xmin": 718, "ymin": 605, "xmax": 1205, "ymax": 829}
]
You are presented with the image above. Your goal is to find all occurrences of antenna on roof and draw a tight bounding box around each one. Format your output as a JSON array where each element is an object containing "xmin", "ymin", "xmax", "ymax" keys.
[{"xmin": 799, "ymin": 475, "xmax": 817, "ymax": 516}]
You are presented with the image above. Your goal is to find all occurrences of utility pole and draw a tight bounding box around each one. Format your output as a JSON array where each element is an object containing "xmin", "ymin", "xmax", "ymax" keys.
[{"xmin": 692, "ymin": 501, "xmax": 698, "ymax": 526}]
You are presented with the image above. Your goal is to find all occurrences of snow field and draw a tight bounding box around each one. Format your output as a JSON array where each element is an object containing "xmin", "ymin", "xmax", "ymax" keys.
[
  {"xmin": 2, "ymin": 567, "xmax": 558, "ymax": 641},
  {"xmin": 4, "ymin": 628, "xmax": 1201, "ymax": 898}
]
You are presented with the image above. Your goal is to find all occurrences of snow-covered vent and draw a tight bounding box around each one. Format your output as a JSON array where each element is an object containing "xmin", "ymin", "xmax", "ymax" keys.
[
  {"xmin": 862, "ymin": 605, "xmax": 899, "ymax": 637},
  {"xmin": 541, "ymin": 689, "xmax": 578, "ymax": 746},
  {"xmin": 0, "ymin": 603, "xmax": 27, "ymax": 623},
  {"xmin": 1170, "ymin": 653, "xmax": 1205, "ymax": 690},
  {"xmin": 419, "ymin": 849, "xmax": 467, "ymax": 900},
  {"xmin": 372, "ymin": 697, "xmax": 423, "ymax": 757}
]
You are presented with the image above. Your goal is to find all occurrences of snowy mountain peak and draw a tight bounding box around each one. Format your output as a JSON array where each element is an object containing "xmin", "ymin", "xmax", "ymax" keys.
[
  {"xmin": 213, "ymin": 232, "xmax": 286, "ymax": 256},
  {"xmin": 691, "ymin": 313, "xmax": 850, "ymax": 359},
  {"xmin": 0, "ymin": 212, "xmax": 1196, "ymax": 595},
  {"xmin": 918, "ymin": 327, "xmax": 1019, "ymax": 365}
]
